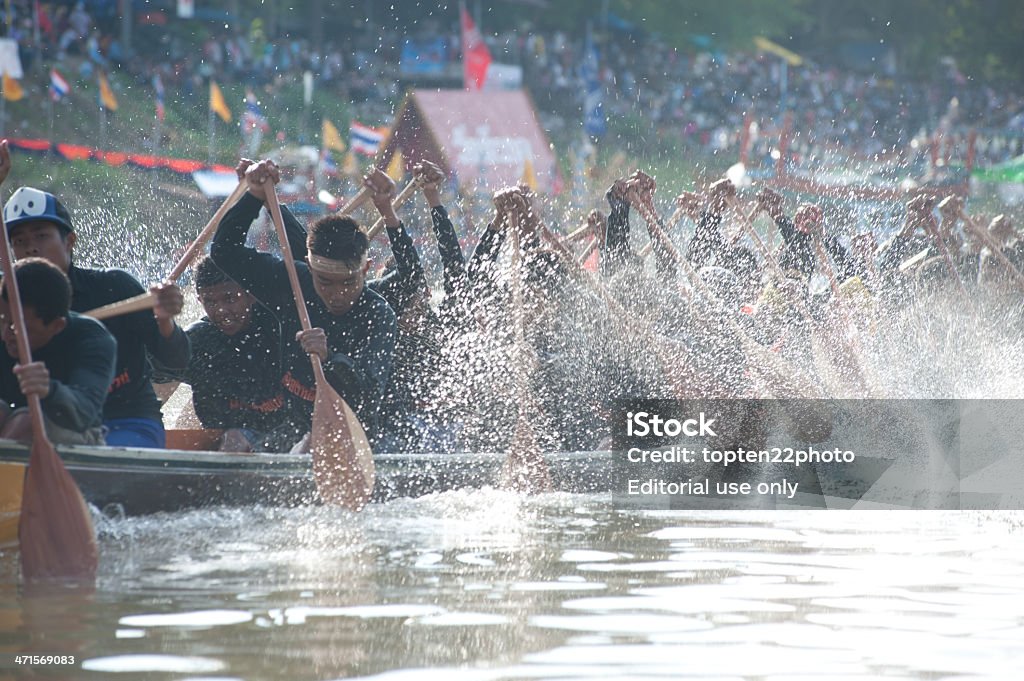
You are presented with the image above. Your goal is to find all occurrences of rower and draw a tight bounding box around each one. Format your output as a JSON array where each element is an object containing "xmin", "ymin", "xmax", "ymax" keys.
[
  {"xmin": 2, "ymin": 145, "xmax": 190, "ymax": 448},
  {"xmin": 210, "ymin": 159, "xmax": 397, "ymax": 450},
  {"xmin": 0, "ymin": 258, "xmax": 116, "ymax": 445},
  {"xmin": 755, "ymin": 188, "xmax": 857, "ymax": 283},
  {"xmin": 157, "ymin": 256, "xmax": 294, "ymax": 452}
]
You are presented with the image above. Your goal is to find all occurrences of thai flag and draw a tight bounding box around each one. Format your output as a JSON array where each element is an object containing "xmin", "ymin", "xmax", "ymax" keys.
[
  {"xmin": 241, "ymin": 91, "xmax": 269, "ymax": 133},
  {"xmin": 350, "ymin": 121, "xmax": 383, "ymax": 157},
  {"xmin": 153, "ymin": 74, "xmax": 165, "ymax": 121},
  {"xmin": 49, "ymin": 68, "xmax": 69, "ymax": 102},
  {"xmin": 320, "ymin": 149, "xmax": 338, "ymax": 176}
]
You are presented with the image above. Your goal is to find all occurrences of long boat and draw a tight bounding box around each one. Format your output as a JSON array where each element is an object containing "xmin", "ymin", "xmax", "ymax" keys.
[{"xmin": 0, "ymin": 431, "xmax": 614, "ymax": 548}]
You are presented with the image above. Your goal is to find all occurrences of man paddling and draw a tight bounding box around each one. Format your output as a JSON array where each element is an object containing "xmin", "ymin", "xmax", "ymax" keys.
[
  {"xmin": 0, "ymin": 258, "xmax": 116, "ymax": 445},
  {"xmin": 211, "ymin": 159, "xmax": 396, "ymax": 450},
  {"xmin": 0, "ymin": 145, "xmax": 190, "ymax": 448},
  {"xmin": 158, "ymin": 256, "xmax": 295, "ymax": 452}
]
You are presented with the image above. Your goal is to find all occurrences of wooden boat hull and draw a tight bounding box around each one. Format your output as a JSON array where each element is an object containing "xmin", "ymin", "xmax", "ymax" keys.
[{"xmin": 0, "ymin": 441, "xmax": 613, "ymax": 548}]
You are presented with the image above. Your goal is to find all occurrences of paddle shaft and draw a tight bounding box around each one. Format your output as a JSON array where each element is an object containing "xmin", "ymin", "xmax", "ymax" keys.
[
  {"xmin": 565, "ymin": 223, "xmax": 592, "ymax": 243},
  {"xmin": 366, "ymin": 177, "xmax": 423, "ymax": 240},
  {"xmin": 83, "ymin": 179, "xmax": 249, "ymax": 320},
  {"xmin": 922, "ymin": 216, "xmax": 977, "ymax": 313},
  {"xmin": 0, "ymin": 219, "xmax": 47, "ymax": 440},
  {"xmin": 168, "ymin": 180, "xmax": 249, "ymax": 280},
  {"xmin": 503, "ymin": 208, "xmax": 552, "ymax": 492},
  {"xmin": 578, "ymin": 237, "xmax": 599, "ymax": 265},
  {"xmin": 959, "ymin": 209, "xmax": 1024, "ymax": 290},
  {"xmin": 263, "ymin": 183, "xmax": 326, "ymax": 383},
  {"xmin": 336, "ymin": 186, "xmax": 372, "ymax": 217}
]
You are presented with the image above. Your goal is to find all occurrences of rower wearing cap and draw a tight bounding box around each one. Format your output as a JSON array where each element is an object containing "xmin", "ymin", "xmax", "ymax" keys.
[{"xmin": 0, "ymin": 142, "xmax": 189, "ymax": 448}]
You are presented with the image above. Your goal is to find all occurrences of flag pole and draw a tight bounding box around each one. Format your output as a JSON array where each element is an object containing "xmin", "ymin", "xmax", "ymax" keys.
[
  {"xmin": 48, "ymin": 92, "xmax": 54, "ymax": 154},
  {"xmin": 208, "ymin": 106, "xmax": 215, "ymax": 165},
  {"xmin": 99, "ymin": 103, "xmax": 106, "ymax": 150}
]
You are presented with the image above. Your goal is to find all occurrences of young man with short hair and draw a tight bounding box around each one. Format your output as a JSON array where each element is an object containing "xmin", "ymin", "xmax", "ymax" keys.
[
  {"xmin": 160, "ymin": 256, "xmax": 293, "ymax": 452},
  {"xmin": 210, "ymin": 160, "xmax": 396, "ymax": 449},
  {"xmin": 0, "ymin": 258, "xmax": 116, "ymax": 445},
  {"xmin": 0, "ymin": 143, "xmax": 191, "ymax": 448}
]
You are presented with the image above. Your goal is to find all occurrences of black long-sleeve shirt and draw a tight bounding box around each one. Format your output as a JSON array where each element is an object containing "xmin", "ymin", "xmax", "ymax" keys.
[
  {"xmin": 430, "ymin": 205, "xmax": 466, "ymax": 299},
  {"xmin": 602, "ymin": 195, "xmax": 632, "ymax": 275},
  {"xmin": 172, "ymin": 305, "xmax": 290, "ymax": 433},
  {"xmin": 211, "ymin": 193, "xmax": 397, "ymax": 439},
  {"xmin": 774, "ymin": 216, "xmax": 856, "ymax": 282},
  {"xmin": 69, "ymin": 265, "xmax": 189, "ymax": 422},
  {"xmin": 1, "ymin": 312, "xmax": 116, "ymax": 432},
  {"xmin": 686, "ymin": 210, "xmax": 727, "ymax": 267}
]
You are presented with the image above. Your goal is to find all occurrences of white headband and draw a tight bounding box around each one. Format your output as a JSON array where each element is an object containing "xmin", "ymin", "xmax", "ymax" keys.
[{"xmin": 308, "ymin": 253, "xmax": 368, "ymax": 275}]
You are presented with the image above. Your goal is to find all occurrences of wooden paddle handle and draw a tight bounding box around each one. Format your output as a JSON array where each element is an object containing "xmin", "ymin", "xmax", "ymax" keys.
[
  {"xmin": 0, "ymin": 206, "xmax": 49, "ymax": 441},
  {"xmin": 565, "ymin": 223, "xmax": 592, "ymax": 243},
  {"xmin": 728, "ymin": 196, "xmax": 788, "ymax": 283},
  {"xmin": 263, "ymin": 180, "xmax": 327, "ymax": 383},
  {"xmin": 578, "ymin": 237, "xmax": 599, "ymax": 265},
  {"xmin": 336, "ymin": 186, "xmax": 372, "ymax": 217},
  {"xmin": 84, "ymin": 291, "xmax": 157, "ymax": 321},
  {"xmin": 959, "ymin": 208, "xmax": 1024, "ymax": 290},
  {"xmin": 167, "ymin": 179, "xmax": 248, "ymax": 281},
  {"xmin": 366, "ymin": 176, "xmax": 423, "ymax": 240},
  {"xmin": 81, "ymin": 180, "xmax": 248, "ymax": 320}
]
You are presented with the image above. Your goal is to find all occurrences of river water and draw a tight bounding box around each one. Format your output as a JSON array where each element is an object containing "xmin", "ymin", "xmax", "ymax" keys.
[{"xmin": 2, "ymin": 492, "xmax": 1022, "ymax": 680}]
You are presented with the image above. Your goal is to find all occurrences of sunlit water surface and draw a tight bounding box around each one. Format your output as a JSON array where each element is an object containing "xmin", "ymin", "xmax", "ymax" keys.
[{"xmin": 1, "ymin": 493, "xmax": 1022, "ymax": 680}]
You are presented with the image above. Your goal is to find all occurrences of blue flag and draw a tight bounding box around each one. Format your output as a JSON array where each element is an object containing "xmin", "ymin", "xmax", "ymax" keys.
[{"xmin": 581, "ymin": 30, "xmax": 605, "ymax": 139}]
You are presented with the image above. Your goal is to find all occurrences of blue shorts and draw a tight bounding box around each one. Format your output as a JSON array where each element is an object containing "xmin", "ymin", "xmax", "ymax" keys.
[{"xmin": 103, "ymin": 418, "xmax": 166, "ymax": 449}]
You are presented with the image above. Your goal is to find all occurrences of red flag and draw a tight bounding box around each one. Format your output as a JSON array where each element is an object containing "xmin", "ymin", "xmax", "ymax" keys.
[{"xmin": 460, "ymin": 5, "xmax": 491, "ymax": 90}]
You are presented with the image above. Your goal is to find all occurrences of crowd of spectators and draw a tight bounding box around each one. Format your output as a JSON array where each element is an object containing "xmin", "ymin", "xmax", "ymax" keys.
[{"xmin": 3, "ymin": 2, "xmax": 1024, "ymax": 171}]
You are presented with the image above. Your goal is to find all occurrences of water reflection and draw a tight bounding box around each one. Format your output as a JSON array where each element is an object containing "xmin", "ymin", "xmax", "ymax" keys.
[{"xmin": 0, "ymin": 492, "xmax": 1021, "ymax": 679}]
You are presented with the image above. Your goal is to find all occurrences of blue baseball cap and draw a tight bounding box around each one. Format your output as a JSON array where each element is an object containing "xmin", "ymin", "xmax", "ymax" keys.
[{"xmin": 4, "ymin": 187, "xmax": 74, "ymax": 235}]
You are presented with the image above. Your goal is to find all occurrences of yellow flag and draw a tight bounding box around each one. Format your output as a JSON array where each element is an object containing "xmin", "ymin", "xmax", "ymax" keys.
[
  {"xmin": 98, "ymin": 72, "xmax": 118, "ymax": 111},
  {"xmin": 322, "ymin": 118, "xmax": 346, "ymax": 152},
  {"xmin": 520, "ymin": 157, "xmax": 537, "ymax": 191},
  {"xmin": 209, "ymin": 81, "xmax": 232, "ymax": 122},
  {"xmin": 753, "ymin": 37, "xmax": 803, "ymax": 67},
  {"xmin": 386, "ymin": 149, "xmax": 404, "ymax": 181},
  {"xmin": 342, "ymin": 150, "xmax": 358, "ymax": 176},
  {"xmin": 2, "ymin": 72, "xmax": 23, "ymax": 102}
]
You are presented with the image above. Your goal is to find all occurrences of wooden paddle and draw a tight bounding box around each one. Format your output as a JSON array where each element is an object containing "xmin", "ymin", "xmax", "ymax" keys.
[
  {"xmin": 336, "ymin": 185, "xmax": 373, "ymax": 217},
  {"xmin": 957, "ymin": 208, "xmax": 1024, "ymax": 291},
  {"xmin": 365, "ymin": 176, "xmax": 424, "ymax": 240},
  {"xmin": 501, "ymin": 197, "xmax": 552, "ymax": 493},
  {"xmin": 919, "ymin": 213, "xmax": 976, "ymax": 312},
  {"xmin": 84, "ymin": 179, "xmax": 249, "ymax": 320},
  {"xmin": 578, "ymin": 236, "xmax": 599, "ymax": 265},
  {"xmin": 0, "ymin": 210, "xmax": 97, "ymax": 583},
  {"xmin": 263, "ymin": 181, "xmax": 374, "ymax": 510},
  {"xmin": 565, "ymin": 223, "xmax": 592, "ymax": 243}
]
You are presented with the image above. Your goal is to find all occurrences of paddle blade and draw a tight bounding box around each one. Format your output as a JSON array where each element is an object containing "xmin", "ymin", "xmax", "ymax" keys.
[
  {"xmin": 311, "ymin": 380, "xmax": 375, "ymax": 510},
  {"xmin": 18, "ymin": 439, "xmax": 98, "ymax": 583},
  {"xmin": 501, "ymin": 417, "xmax": 553, "ymax": 494}
]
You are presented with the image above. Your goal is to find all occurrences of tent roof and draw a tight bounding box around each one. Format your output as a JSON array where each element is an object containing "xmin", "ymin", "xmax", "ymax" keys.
[{"xmin": 379, "ymin": 89, "xmax": 560, "ymax": 194}]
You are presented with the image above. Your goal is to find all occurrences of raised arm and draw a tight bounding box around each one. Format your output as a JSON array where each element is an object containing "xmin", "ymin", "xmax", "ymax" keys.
[
  {"xmin": 210, "ymin": 160, "xmax": 294, "ymax": 312},
  {"xmin": 417, "ymin": 162, "xmax": 465, "ymax": 297}
]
